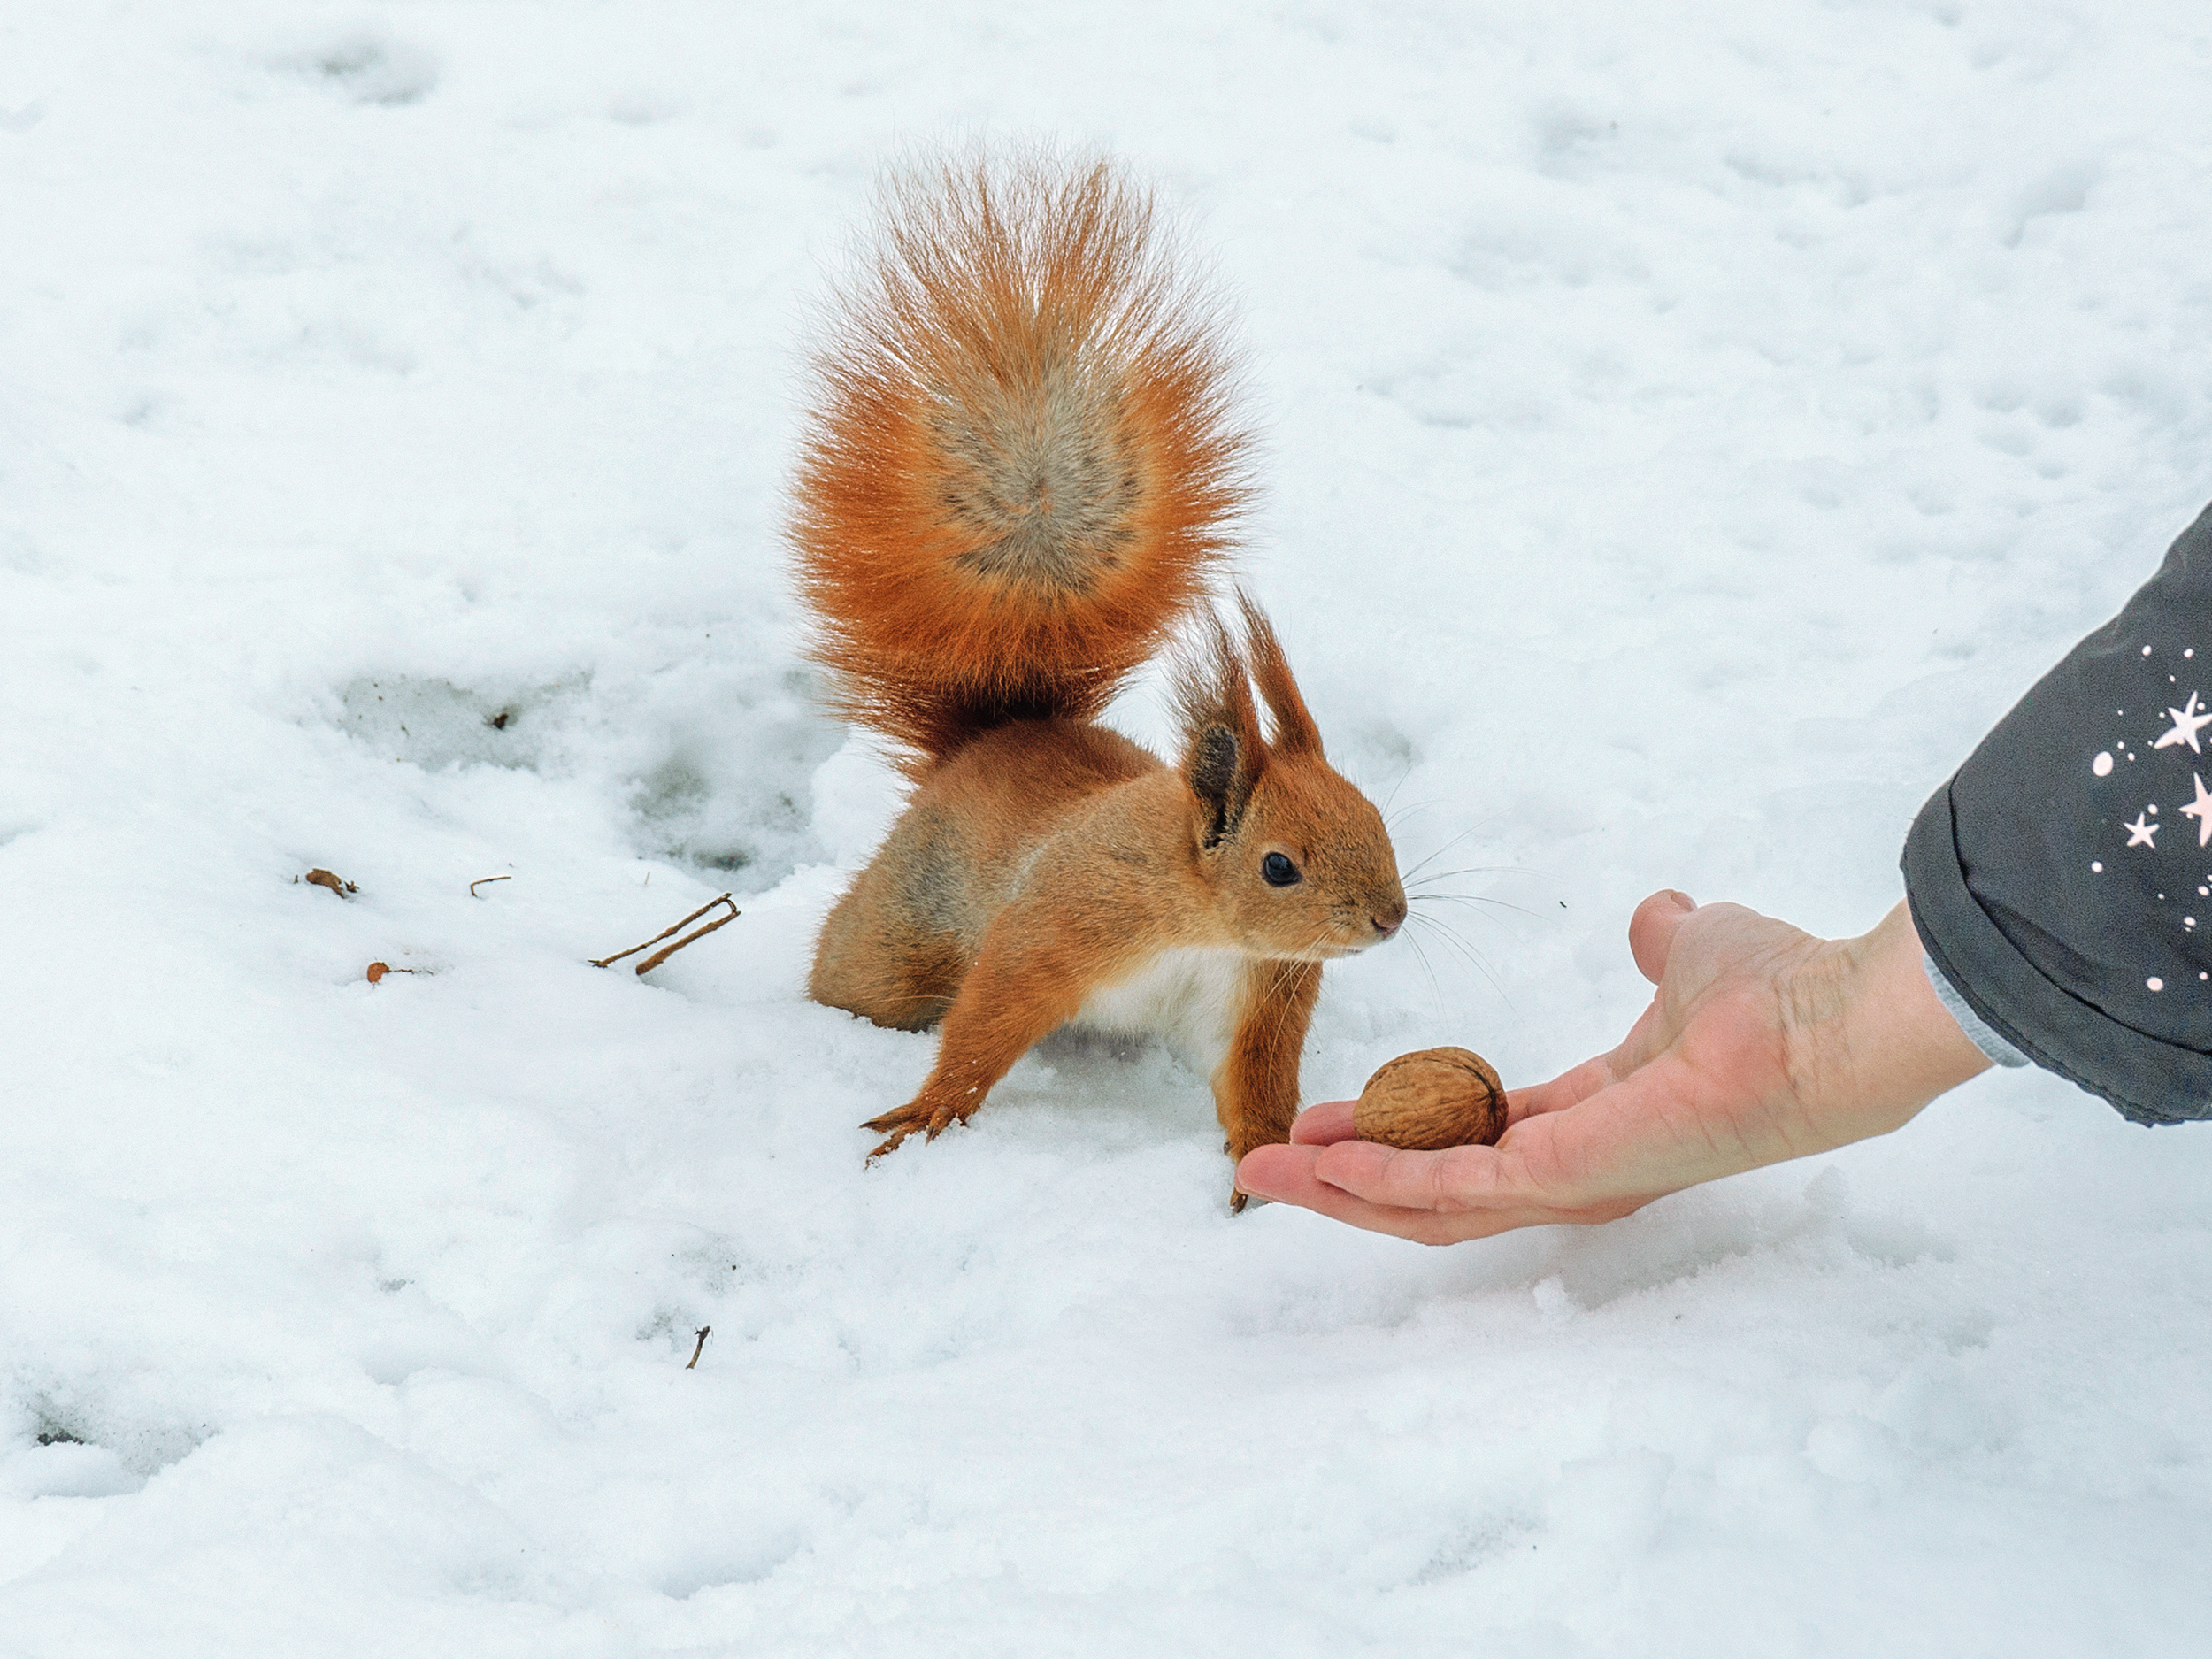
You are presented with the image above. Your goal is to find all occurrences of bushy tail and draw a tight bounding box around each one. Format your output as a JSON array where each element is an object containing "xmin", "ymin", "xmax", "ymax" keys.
[{"xmin": 789, "ymin": 150, "xmax": 1252, "ymax": 768}]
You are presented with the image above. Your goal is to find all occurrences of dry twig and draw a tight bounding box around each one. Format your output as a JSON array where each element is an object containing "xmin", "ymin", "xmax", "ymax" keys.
[
  {"xmin": 592, "ymin": 894, "xmax": 740, "ymax": 976},
  {"xmin": 469, "ymin": 875, "xmax": 511, "ymax": 897},
  {"xmin": 686, "ymin": 1326, "xmax": 710, "ymax": 1370}
]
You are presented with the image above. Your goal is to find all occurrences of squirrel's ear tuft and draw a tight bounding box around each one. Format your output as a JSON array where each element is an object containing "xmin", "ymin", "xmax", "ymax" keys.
[
  {"xmin": 1173, "ymin": 612, "xmax": 1264, "ymax": 849},
  {"xmin": 1238, "ymin": 592, "xmax": 1323, "ymax": 757}
]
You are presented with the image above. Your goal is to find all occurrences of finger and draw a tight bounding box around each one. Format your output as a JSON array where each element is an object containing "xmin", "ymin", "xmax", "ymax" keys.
[
  {"xmin": 1236, "ymin": 1142, "xmax": 1383, "ymax": 1217},
  {"xmin": 1507, "ymin": 1052, "xmax": 1624, "ymax": 1122},
  {"xmin": 1288, "ymin": 1099, "xmax": 1358, "ymax": 1145},
  {"xmin": 1307, "ymin": 1136, "xmax": 1514, "ymax": 1212},
  {"xmin": 1234, "ymin": 1144, "xmax": 1545, "ymax": 1243},
  {"xmin": 1628, "ymin": 888, "xmax": 1697, "ymax": 984},
  {"xmin": 1302, "ymin": 1135, "xmax": 1643, "ymax": 1232}
]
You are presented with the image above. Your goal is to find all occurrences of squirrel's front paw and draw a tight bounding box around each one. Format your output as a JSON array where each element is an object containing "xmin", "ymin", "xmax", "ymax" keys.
[{"xmin": 862, "ymin": 1099, "xmax": 972, "ymax": 1161}]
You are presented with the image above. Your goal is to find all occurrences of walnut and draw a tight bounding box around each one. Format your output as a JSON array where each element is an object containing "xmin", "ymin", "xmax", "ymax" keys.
[{"xmin": 1353, "ymin": 1047, "xmax": 1507, "ymax": 1150}]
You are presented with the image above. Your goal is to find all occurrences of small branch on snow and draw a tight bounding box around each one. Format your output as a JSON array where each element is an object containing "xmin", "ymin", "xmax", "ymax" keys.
[
  {"xmin": 469, "ymin": 875, "xmax": 511, "ymax": 897},
  {"xmin": 686, "ymin": 1327, "xmax": 710, "ymax": 1370},
  {"xmin": 591, "ymin": 894, "xmax": 740, "ymax": 976}
]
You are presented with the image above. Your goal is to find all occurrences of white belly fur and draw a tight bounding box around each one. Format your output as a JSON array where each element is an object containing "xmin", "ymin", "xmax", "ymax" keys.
[{"xmin": 1070, "ymin": 947, "xmax": 1245, "ymax": 1081}]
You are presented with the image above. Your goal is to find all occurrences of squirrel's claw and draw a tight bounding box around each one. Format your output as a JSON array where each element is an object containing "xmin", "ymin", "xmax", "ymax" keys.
[{"xmin": 862, "ymin": 1100, "xmax": 972, "ymax": 1161}]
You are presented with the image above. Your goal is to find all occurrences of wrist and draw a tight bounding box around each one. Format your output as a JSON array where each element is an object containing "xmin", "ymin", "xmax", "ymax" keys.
[{"xmin": 1791, "ymin": 900, "xmax": 1992, "ymax": 1141}]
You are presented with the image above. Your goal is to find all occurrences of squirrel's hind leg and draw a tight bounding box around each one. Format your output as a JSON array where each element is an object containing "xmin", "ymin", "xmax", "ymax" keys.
[
  {"xmin": 810, "ymin": 845, "xmax": 974, "ymax": 1032},
  {"xmin": 812, "ymin": 925, "xmax": 964, "ymax": 1033}
]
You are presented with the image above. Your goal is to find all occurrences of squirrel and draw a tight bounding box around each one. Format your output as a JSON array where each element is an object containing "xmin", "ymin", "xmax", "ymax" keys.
[{"xmin": 789, "ymin": 151, "xmax": 1406, "ymax": 1202}]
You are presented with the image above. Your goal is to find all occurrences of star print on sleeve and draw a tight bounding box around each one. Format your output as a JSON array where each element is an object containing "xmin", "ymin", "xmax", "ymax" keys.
[
  {"xmin": 2154, "ymin": 689, "xmax": 2212, "ymax": 753},
  {"xmin": 2183, "ymin": 772, "xmax": 2212, "ymax": 848},
  {"xmin": 2125, "ymin": 811, "xmax": 2161, "ymax": 847}
]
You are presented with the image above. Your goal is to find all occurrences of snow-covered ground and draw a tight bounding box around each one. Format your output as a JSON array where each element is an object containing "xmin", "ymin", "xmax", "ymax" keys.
[{"xmin": 5, "ymin": 2, "xmax": 2211, "ymax": 1653}]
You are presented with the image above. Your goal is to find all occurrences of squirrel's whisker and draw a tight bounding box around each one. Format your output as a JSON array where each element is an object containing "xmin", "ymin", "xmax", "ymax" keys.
[
  {"xmin": 1407, "ymin": 912, "xmax": 1518, "ymax": 1015},
  {"xmin": 1401, "ymin": 924, "xmax": 1447, "ymax": 1014},
  {"xmin": 1396, "ymin": 817, "xmax": 1504, "ymax": 883},
  {"xmin": 1378, "ymin": 761, "xmax": 1417, "ymax": 822},
  {"xmin": 1385, "ymin": 799, "xmax": 1448, "ymax": 834},
  {"xmin": 1404, "ymin": 864, "xmax": 1532, "ymax": 887},
  {"xmin": 1410, "ymin": 892, "xmax": 1545, "ymax": 922}
]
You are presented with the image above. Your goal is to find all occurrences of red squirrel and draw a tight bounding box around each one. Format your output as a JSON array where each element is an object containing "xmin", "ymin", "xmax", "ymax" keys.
[{"xmin": 789, "ymin": 152, "xmax": 1406, "ymax": 1201}]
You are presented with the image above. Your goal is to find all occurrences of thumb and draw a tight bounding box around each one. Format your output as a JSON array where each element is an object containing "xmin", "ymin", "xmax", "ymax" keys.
[{"xmin": 1627, "ymin": 888, "xmax": 1696, "ymax": 985}]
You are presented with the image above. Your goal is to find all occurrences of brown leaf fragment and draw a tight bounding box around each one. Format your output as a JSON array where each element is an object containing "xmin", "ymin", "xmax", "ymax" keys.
[
  {"xmin": 365, "ymin": 961, "xmax": 389, "ymax": 983},
  {"xmin": 303, "ymin": 868, "xmax": 357, "ymax": 896}
]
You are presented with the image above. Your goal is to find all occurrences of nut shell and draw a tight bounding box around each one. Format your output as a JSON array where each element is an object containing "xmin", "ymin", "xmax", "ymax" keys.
[{"xmin": 1353, "ymin": 1047, "xmax": 1507, "ymax": 1150}]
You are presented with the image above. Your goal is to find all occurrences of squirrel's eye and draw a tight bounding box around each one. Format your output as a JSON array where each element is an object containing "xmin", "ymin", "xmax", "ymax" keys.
[{"xmin": 1261, "ymin": 851, "xmax": 1301, "ymax": 887}]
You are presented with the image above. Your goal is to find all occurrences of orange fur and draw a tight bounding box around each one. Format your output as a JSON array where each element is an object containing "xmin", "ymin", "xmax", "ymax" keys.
[
  {"xmin": 792, "ymin": 151, "xmax": 1404, "ymax": 1202},
  {"xmin": 791, "ymin": 150, "xmax": 1251, "ymax": 769}
]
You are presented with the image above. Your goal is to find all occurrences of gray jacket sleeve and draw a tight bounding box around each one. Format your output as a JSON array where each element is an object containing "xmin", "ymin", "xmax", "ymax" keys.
[{"xmin": 1902, "ymin": 499, "xmax": 2212, "ymax": 1125}]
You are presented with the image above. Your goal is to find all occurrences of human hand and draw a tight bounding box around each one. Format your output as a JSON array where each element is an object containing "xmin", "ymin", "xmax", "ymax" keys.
[{"xmin": 1233, "ymin": 891, "xmax": 1992, "ymax": 1243}]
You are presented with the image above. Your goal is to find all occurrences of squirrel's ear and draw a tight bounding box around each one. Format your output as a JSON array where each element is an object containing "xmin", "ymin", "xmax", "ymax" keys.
[
  {"xmin": 1187, "ymin": 721, "xmax": 1256, "ymax": 849},
  {"xmin": 1173, "ymin": 613, "xmax": 1265, "ymax": 849},
  {"xmin": 1237, "ymin": 592, "xmax": 1322, "ymax": 757}
]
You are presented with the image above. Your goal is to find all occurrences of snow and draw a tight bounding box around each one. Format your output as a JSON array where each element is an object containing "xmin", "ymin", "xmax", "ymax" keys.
[{"xmin": 4, "ymin": 1, "xmax": 2212, "ymax": 1653}]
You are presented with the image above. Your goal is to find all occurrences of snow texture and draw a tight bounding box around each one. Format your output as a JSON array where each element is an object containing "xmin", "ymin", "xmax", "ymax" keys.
[{"xmin": 4, "ymin": 2, "xmax": 2212, "ymax": 1655}]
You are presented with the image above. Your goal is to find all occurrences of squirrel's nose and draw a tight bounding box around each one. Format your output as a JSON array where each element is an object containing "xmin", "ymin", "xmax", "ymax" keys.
[{"xmin": 1371, "ymin": 892, "xmax": 1408, "ymax": 936}]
